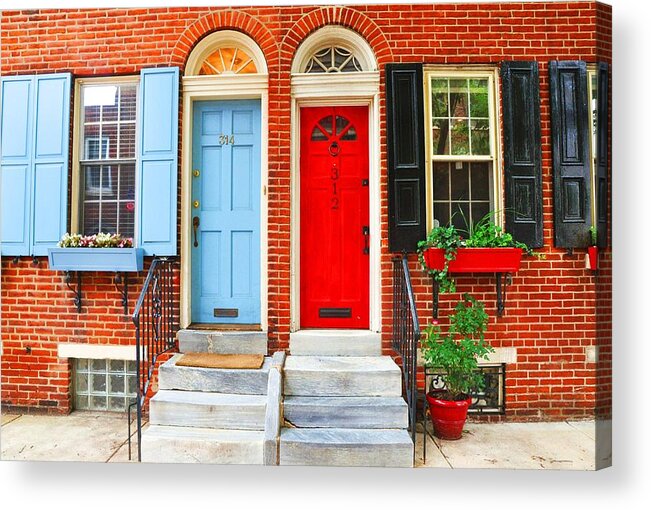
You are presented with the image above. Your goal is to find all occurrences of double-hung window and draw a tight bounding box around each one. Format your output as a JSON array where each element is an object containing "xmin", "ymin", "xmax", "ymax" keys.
[
  {"xmin": 425, "ymin": 70, "xmax": 499, "ymax": 231},
  {"xmin": 77, "ymin": 80, "xmax": 138, "ymax": 238}
]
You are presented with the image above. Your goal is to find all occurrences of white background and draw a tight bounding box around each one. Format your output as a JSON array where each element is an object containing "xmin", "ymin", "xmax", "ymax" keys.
[{"xmin": 0, "ymin": 0, "xmax": 649, "ymax": 508}]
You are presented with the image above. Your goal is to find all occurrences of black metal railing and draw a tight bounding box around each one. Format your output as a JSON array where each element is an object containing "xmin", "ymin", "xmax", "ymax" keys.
[
  {"xmin": 392, "ymin": 255, "xmax": 420, "ymax": 455},
  {"xmin": 128, "ymin": 257, "xmax": 178, "ymax": 462}
]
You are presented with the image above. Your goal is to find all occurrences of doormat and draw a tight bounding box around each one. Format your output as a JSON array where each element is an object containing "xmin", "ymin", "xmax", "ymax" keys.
[{"xmin": 176, "ymin": 353, "xmax": 264, "ymax": 370}]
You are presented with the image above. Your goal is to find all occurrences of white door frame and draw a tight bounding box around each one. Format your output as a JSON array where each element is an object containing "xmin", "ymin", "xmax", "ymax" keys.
[
  {"xmin": 289, "ymin": 72, "xmax": 381, "ymax": 333},
  {"xmin": 180, "ymin": 74, "xmax": 269, "ymax": 329}
]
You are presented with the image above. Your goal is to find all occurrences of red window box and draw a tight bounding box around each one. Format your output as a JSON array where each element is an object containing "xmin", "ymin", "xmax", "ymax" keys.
[{"xmin": 422, "ymin": 247, "xmax": 523, "ymax": 274}]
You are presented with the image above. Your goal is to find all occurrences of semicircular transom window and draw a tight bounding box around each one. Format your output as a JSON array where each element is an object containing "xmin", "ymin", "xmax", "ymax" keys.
[
  {"xmin": 304, "ymin": 46, "xmax": 363, "ymax": 74},
  {"xmin": 311, "ymin": 114, "xmax": 357, "ymax": 141},
  {"xmin": 199, "ymin": 47, "xmax": 258, "ymax": 75}
]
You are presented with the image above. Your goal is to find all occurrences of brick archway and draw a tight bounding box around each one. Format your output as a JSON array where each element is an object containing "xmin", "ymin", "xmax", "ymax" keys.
[
  {"xmin": 170, "ymin": 10, "xmax": 279, "ymax": 73},
  {"xmin": 280, "ymin": 6, "xmax": 393, "ymax": 67}
]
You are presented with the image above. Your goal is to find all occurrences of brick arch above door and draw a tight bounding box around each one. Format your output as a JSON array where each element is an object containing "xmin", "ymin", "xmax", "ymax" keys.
[
  {"xmin": 280, "ymin": 6, "xmax": 393, "ymax": 68},
  {"xmin": 170, "ymin": 10, "xmax": 279, "ymax": 74}
]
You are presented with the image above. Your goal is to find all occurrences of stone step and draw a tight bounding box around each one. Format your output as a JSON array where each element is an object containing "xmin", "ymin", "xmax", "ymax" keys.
[
  {"xmin": 141, "ymin": 425, "xmax": 264, "ymax": 464},
  {"xmin": 289, "ymin": 330, "xmax": 381, "ymax": 356},
  {"xmin": 284, "ymin": 356, "xmax": 402, "ymax": 397},
  {"xmin": 158, "ymin": 354, "xmax": 271, "ymax": 395},
  {"xmin": 150, "ymin": 390, "xmax": 266, "ymax": 430},
  {"xmin": 283, "ymin": 396, "xmax": 408, "ymax": 429},
  {"xmin": 279, "ymin": 428, "xmax": 413, "ymax": 467},
  {"xmin": 177, "ymin": 329, "xmax": 267, "ymax": 355}
]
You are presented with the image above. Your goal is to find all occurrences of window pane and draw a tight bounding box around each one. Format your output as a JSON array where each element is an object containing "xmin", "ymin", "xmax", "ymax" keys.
[
  {"xmin": 91, "ymin": 373, "xmax": 106, "ymax": 393},
  {"xmin": 109, "ymin": 375, "xmax": 125, "ymax": 394},
  {"xmin": 433, "ymin": 162, "xmax": 449, "ymax": 201},
  {"xmin": 472, "ymin": 202, "xmax": 490, "ymax": 226},
  {"xmin": 450, "ymin": 162, "xmax": 469, "ymax": 201},
  {"xmin": 91, "ymin": 395, "xmax": 107, "ymax": 410},
  {"xmin": 75, "ymin": 395, "xmax": 89, "ymax": 410},
  {"xmin": 433, "ymin": 202, "xmax": 450, "ymax": 227},
  {"xmin": 91, "ymin": 359, "xmax": 106, "ymax": 372},
  {"xmin": 109, "ymin": 360, "xmax": 124, "ymax": 373},
  {"xmin": 432, "ymin": 119, "xmax": 449, "ymax": 155},
  {"xmin": 100, "ymin": 202, "xmax": 118, "ymax": 233},
  {"xmin": 469, "ymin": 79, "xmax": 489, "ymax": 118},
  {"xmin": 319, "ymin": 116, "xmax": 333, "ymax": 135},
  {"xmin": 470, "ymin": 162, "xmax": 490, "ymax": 200},
  {"xmin": 450, "ymin": 119, "xmax": 469, "ymax": 155},
  {"xmin": 449, "ymin": 79, "xmax": 468, "ymax": 117},
  {"xmin": 76, "ymin": 372, "xmax": 88, "ymax": 392},
  {"xmin": 120, "ymin": 85, "xmax": 137, "ymax": 122},
  {"xmin": 82, "ymin": 201, "xmax": 100, "ymax": 235},
  {"xmin": 471, "ymin": 119, "xmax": 490, "ymax": 155},
  {"xmin": 450, "ymin": 202, "xmax": 469, "ymax": 230},
  {"xmin": 431, "ymin": 79, "xmax": 448, "ymax": 118},
  {"xmin": 109, "ymin": 397, "xmax": 126, "ymax": 411},
  {"xmin": 118, "ymin": 122, "xmax": 136, "ymax": 159}
]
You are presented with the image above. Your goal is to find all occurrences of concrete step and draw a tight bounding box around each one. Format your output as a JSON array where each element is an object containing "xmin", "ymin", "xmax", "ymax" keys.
[
  {"xmin": 279, "ymin": 428, "xmax": 413, "ymax": 467},
  {"xmin": 289, "ymin": 330, "xmax": 381, "ymax": 356},
  {"xmin": 150, "ymin": 390, "xmax": 266, "ymax": 430},
  {"xmin": 177, "ymin": 329, "xmax": 267, "ymax": 355},
  {"xmin": 284, "ymin": 356, "xmax": 402, "ymax": 397},
  {"xmin": 158, "ymin": 354, "xmax": 271, "ymax": 395},
  {"xmin": 141, "ymin": 425, "xmax": 264, "ymax": 464},
  {"xmin": 283, "ymin": 396, "xmax": 408, "ymax": 429}
]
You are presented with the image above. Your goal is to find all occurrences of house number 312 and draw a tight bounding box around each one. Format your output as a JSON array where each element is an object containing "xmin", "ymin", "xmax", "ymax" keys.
[{"xmin": 218, "ymin": 134, "xmax": 235, "ymax": 145}]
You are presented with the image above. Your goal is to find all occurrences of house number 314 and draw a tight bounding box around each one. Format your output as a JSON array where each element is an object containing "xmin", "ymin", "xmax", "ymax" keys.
[{"xmin": 218, "ymin": 134, "xmax": 235, "ymax": 145}]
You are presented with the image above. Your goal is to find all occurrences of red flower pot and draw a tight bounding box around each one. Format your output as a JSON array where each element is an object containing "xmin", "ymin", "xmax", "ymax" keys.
[
  {"xmin": 422, "ymin": 247, "xmax": 523, "ymax": 274},
  {"xmin": 587, "ymin": 246, "xmax": 598, "ymax": 270},
  {"xmin": 426, "ymin": 391, "xmax": 472, "ymax": 440}
]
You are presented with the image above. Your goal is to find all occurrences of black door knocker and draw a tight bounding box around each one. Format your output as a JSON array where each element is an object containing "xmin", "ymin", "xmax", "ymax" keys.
[{"xmin": 329, "ymin": 141, "xmax": 340, "ymax": 157}]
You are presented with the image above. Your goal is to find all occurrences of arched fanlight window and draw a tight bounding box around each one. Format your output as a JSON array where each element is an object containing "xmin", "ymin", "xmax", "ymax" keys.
[
  {"xmin": 199, "ymin": 47, "xmax": 258, "ymax": 75},
  {"xmin": 304, "ymin": 46, "xmax": 363, "ymax": 74},
  {"xmin": 292, "ymin": 26, "xmax": 377, "ymax": 75},
  {"xmin": 184, "ymin": 30, "xmax": 267, "ymax": 77}
]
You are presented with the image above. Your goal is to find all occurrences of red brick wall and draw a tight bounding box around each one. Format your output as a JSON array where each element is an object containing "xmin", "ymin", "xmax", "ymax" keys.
[{"xmin": 1, "ymin": 2, "xmax": 612, "ymax": 420}]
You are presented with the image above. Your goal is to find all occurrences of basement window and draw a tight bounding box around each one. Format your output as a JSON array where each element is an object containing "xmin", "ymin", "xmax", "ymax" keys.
[{"xmin": 74, "ymin": 359, "xmax": 137, "ymax": 412}]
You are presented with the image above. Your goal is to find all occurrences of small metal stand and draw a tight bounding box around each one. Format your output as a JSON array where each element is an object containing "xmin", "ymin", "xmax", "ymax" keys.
[
  {"xmin": 64, "ymin": 271, "xmax": 82, "ymax": 313},
  {"xmin": 431, "ymin": 272, "xmax": 513, "ymax": 318},
  {"xmin": 114, "ymin": 273, "xmax": 129, "ymax": 315}
]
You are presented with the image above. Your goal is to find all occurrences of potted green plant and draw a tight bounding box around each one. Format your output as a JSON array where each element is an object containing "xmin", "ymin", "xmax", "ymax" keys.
[
  {"xmin": 48, "ymin": 232, "xmax": 143, "ymax": 272},
  {"xmin": 417, "ymin": 212, "xmax": 536, "ymax": 293},
  {"xmin": 587, "ymin": 226, "xmax": 598, "ymax": 271},
  {"xmin": 422, "ymin": 293, "xmax": 494, "ymax": 440}
]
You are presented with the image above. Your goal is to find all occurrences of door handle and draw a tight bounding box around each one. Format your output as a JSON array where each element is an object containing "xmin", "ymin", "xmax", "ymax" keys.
[
  {"xmin": 192, "ymin": 216, "xmax": 200, "ymax": 247},
  {"xmin": 362, "ymin": 226, "xmax": 369, "ymax": 255}
]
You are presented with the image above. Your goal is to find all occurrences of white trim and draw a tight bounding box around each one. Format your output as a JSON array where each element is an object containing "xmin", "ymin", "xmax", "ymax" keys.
[
  {"xmin": 184, "ymin": 30, "xmax": 268, "ymax": 77},
  {"xmin": 291, "ymin": 25, "xmax": 377, "ymax": 74},
  {"xmin": 58, "ymin": 343, "xmax": 142, "ymax": 361},
  {"xmin": 289, "ymin": 72, "xmax": 381, "ymax": 333},
  {"xmin": 180, "ymin": 73, "xmax": 269, "ymax": 330}
]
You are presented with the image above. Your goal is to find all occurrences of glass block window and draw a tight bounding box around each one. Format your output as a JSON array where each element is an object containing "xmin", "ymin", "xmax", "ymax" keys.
[
  {"xmin": 74, "ymin": 359, "xmax": 137, "ymax": 412},
  {"xmin": 303, "ymin": 46, "xmax": 363, "ymax": 73},
  {"xmin": 426, "ymin": 72, "xmax": 497, "ymax": 230},
  {"xmin": 80, "ymin": 82, "xmax": 137, "ymax": 238}
]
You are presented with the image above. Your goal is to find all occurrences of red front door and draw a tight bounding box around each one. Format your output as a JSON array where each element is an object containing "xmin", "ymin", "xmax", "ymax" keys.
[{"xmin": 300, "ymin": 106, "xmax": 370, "ymax": 329}]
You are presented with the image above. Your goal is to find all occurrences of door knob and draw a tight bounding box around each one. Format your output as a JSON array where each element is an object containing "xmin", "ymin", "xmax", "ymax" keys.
[
  {"xmin": 192, "ymin": 216, "xmax": 200, "ymax": 247},
  {"xmin": 193, "ymin": 200, "xmax": 200, "ymax": 208}
]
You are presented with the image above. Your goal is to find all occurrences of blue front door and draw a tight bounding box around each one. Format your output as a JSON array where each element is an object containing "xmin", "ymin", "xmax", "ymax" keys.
[{"xmin": 191, "ymin": 100, "xmax": 261, "ymax": 324}]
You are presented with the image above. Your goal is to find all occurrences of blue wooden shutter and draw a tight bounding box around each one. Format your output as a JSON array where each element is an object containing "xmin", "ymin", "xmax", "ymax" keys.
[
  {"xmin": 31, "ymin": 73, "xmax": 71, "ymax": 255},
  {"xmin": 137, "ymin": 67, "xmax": 179, "ymax": 256},
  {"xmin": 1, "ymin": 76, "xmax": 33, "ymax": 256},
  {"xmin": 549, "ymin": 61, "xmax": 591, "ymax": 248},
  {"xmin": 386, "ymin": 64, "xmax": 426, "ymax": 253},
  {"xmin": 501, "ymin": 61, "xmax": 543, "ymax": 248}
]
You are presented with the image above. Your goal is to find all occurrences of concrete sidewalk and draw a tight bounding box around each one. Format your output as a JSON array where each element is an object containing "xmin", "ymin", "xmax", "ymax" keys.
[{"xmin": 1, "ymin": 411, "xmax": 607, "ymax": 469}]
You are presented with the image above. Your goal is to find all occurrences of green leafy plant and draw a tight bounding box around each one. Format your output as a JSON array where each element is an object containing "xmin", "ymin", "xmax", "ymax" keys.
[
  {"xmin": 58, "ymin": 232, "xmax": 133, "ymax": 248},
  {"xmin": 421, "ymin": 293, "xmax": 494, "ymax": 400},
  {"xmin": 589, "ymin": 225, "xmax": 598, "ymax": 246},
  {"xmin": 417, "ymin": 223, "xmax": 462, "ymax": 293}
]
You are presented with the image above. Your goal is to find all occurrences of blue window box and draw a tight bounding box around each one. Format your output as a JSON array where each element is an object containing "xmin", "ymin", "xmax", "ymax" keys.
[{"xmin": 47, "ymin": 248, "xmax": 144, "ymax": 272}]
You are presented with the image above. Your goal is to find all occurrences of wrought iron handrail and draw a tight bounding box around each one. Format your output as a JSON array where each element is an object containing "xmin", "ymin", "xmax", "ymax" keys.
[
  {"xmin": 128, "ymin": 257, "xmax": 178, "ymax": 462},
  {"xmin": 392, "ymin": 255, "xmax": 420, "ymax": 458}
]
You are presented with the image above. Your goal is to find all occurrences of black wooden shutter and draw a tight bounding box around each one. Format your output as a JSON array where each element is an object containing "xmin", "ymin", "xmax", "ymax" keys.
[
  {"xmin": 549, "ymin": 60, "xmax": 591, "ymax": 248},
  {"xmin": 386, "ymin": 63, "xmax": 426, "ymax": 253},
  {"xmin": 501, "ymin": 61, "xmax": 543, "ymax": 248},
  {"xmin": 596, "ymin": 62, "xmax": 609, "ymax": 248}
]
